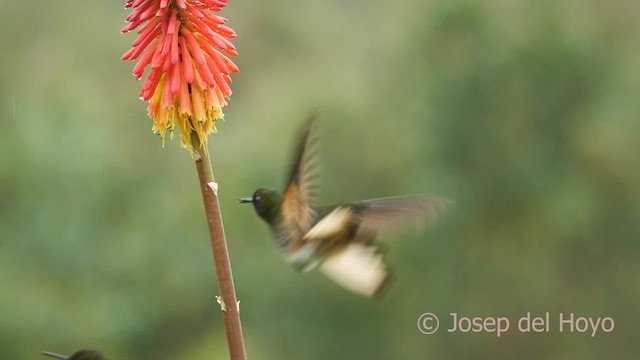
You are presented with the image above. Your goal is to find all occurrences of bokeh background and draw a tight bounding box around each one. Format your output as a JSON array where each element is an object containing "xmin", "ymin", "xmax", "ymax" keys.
[{"xmin": 1, "ymin": 0, "xmax": 639, "ymax": 359}]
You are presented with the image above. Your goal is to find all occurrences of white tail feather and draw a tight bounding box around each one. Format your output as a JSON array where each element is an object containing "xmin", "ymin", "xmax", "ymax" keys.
[{"xmin": 319, "ymin": 243, "xmax": 388, "ymax": 297}]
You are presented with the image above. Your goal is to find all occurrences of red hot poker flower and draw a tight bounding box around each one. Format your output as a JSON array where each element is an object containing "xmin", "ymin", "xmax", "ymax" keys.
[{"xmin": 122, "ymin": 0, "xmax": 239, "ymax": 151}]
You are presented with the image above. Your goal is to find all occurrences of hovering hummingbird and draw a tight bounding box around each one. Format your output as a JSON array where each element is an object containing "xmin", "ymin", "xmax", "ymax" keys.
[
  {"xmin": 42, "ymin": 349, "xmax": 105, "ymax": 360},
  {"xmin": 239, "ymin": 115, "xmax": 451, "ymax": 297}
]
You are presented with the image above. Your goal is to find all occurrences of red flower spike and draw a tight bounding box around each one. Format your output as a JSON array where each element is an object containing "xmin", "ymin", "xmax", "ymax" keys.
[{"xmin": 122, "ymin": 0, "xmax": 238, "ymax": 151}]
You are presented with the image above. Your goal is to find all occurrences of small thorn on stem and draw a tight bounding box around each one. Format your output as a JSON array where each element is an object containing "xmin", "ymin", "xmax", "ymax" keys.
[
  {"xmin": 217, "ymin": 295, "xmax": 226, "ymax": 312},
  {"xmin": 208, "ymin": 181, "xmax": 219, "ymax": 195}
]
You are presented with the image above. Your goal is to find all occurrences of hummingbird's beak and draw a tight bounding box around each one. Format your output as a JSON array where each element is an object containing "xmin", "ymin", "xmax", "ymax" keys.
[
  {"xmin": 42, "ymin": 352, "xmax": 70, "ymax": 360},
  {"xmin": 238, "ymin": 197, "xmax": 254, "ymax": 203}
]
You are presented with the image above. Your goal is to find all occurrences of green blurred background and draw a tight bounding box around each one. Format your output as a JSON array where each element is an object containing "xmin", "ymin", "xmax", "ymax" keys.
[{"xmin": 1, "ymin": 0, "xmax": 639, "ymax": 359}]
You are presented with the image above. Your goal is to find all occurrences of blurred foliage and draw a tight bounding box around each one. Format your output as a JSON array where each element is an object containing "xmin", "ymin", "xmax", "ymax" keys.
[{"xmin": 1, "ymin": 0, "xmax": 639, "ymax": 359}]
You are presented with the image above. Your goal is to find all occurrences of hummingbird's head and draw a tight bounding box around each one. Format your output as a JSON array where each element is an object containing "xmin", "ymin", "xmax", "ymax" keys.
[{"xmin": 239, "ymin": 188, "xmax": 282, "ymax": 223}]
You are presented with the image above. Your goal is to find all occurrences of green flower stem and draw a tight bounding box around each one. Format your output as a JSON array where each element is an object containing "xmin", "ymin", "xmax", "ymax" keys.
[{"xmin": 193, "ymin": 136, "xmax": 247, "ymax": 360}]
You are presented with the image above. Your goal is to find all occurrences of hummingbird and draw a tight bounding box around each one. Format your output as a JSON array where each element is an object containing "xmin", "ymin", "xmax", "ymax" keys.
[
  {"xmin": 239, "ymin": 115, "xmax": 451, "ymax": 297},
  {"xmin": 42, "ymin": 349, "xmax": 105, "ymax": 360}
]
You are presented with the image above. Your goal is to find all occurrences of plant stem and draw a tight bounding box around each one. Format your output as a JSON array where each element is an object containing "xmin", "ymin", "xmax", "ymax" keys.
[{"xmin": 193, "ymin": 138, "xmax": 247, "ymax": 360}]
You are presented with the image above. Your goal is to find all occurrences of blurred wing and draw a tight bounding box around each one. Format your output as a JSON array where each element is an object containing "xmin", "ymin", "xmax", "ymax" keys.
[
  {"xmin": 352, "ymin": 196, "xmax": 452, "ymax": 238},
  {"xmin": 281, "ymin": 113, "xmax": 321, "ymax": 240}
]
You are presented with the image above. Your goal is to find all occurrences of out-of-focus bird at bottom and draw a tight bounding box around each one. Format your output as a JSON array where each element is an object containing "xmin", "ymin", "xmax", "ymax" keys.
[
  {"xmin": 240, "ymin": 114, "xmax": 452, "ymax": 297},
  {"xmin": 42, "ymin": 349, "xmax": 105, "ymax": 360}
]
